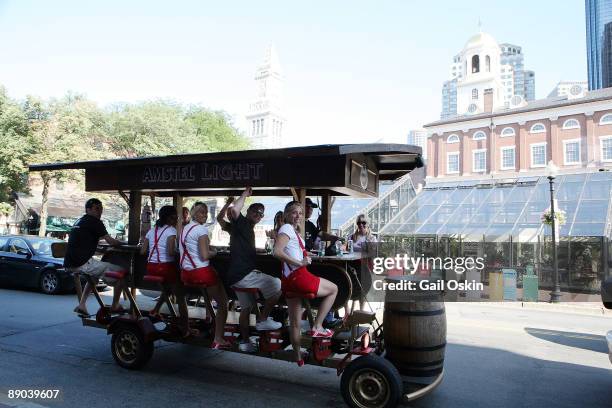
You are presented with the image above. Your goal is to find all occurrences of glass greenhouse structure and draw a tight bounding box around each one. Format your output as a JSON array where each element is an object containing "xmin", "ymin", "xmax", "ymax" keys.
[{"xmin": 360, "ymin": 171, "xmax": 612, "ymax": 294}]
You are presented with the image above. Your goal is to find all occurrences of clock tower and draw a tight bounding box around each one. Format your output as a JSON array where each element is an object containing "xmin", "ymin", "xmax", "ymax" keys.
[{"xmin": 246, "ymin": 45, "xmax": 285, "ymax": 149}]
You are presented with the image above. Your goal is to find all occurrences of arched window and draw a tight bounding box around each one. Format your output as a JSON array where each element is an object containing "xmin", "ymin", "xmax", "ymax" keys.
[
  {"xmin": 562, "ymin": 119, "xmax": 580, "ymax": 129},
  {"xmin": 485, "ymin": 55, "xmax": 491, "ymax": 72},
  {"xmin": 599, "ymin": 113, "xmax": 612, "ymax": 125},
  {"xmin": 530, "ymin": 123, "xmax": 546, "ymax": 133},
  {"xmin": 472, "ymin": 55, "xmax": 480, "ymax": 73},
  {"xmin": 501, "ymin": 127, "xmax": 516, "ymax": 137},
  {"xmin": 472, "ymin": 88, "xmax": 478, "ymax": 99},
  {"xmin": 473, "ymin": 131, "xmax": 486, "ymax": 140},
  {"xmin": 447, "ymin": 134, "xmax": 460, "ymax": 143}
]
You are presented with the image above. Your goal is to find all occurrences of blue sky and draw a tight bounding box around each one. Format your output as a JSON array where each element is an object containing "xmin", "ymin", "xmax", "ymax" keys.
[{"xmin": 0, "ymin": 0, "xmax": 587, "ymax": 146}]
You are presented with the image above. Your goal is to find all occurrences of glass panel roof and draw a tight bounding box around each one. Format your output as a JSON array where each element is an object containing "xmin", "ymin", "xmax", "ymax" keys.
[{"xmin": 380, "ymin": 172, "xmax": 612, "ymax": 241}]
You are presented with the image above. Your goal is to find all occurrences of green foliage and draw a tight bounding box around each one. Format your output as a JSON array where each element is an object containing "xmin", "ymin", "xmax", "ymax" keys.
[
  {"xmin": 0, "ymin": 86, "xmax": 33, "ymax": 203},
  {"xmin": 28, "ymin": 94, "xmax": 108, "ymax": 168},
  {"xmin": 105, "ymin": 101, "xmax": 249, "ymax": 158},
  {"xmin": 106, "ymin": 100, "xmax": 196, "ymax": 157},
  {"xmin": 0, "ymin": 202, "xmax": 12, "ymax": 216},
  {"xmin": 0, "ymin": 83, "xmax": 251, "ymax": 236},
  {"xmin": 185, "ymin": 107, "xmax": 250, "ymax": 152}
]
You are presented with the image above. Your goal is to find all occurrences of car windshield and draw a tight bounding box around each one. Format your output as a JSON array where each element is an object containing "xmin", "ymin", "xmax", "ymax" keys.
[{"xmin": 29, "ymin": 238, "xmax": 58, "ymax": 256}]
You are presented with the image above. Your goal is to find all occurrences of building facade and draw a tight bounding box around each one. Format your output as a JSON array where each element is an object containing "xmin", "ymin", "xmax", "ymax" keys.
[
  {"xmin": 548, "ymin": 81, "xmax": 589, "ymax": 98},
  {"xmin": 407, "ymin": 129, "xmax": 428, "ymax": 159},
  {"xmin": 441, "ymin": 32, "xmax": 536, "ymax": 119},
  {"xmin": 245, "ymin": 46, "xmax": 285, "ymax": 149},
  {"xmin": 426, "ymin": 88, "xmax": 612, "ymax": 179},
  {"xmin": 586, "ymin": 0, "xmax": 612, "ymax": 90}
]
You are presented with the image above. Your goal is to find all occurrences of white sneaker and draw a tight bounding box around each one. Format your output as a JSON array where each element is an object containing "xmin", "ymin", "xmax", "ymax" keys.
[
  {"xmin": 239, "ymin": 340, "xmax": 257, "ymax": 353},
  {"xmin": 255, "ymin": 317, "xmax": 282, "ymax": 331}
]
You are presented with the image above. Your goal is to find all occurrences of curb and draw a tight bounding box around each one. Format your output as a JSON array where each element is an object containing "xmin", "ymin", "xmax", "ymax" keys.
[{"xmin": 461, "ymin": 301, "xmax": 612, "ymax": 317}]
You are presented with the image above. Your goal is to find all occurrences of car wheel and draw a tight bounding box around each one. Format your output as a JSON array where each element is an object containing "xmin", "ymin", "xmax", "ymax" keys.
[{"xmin": 40, "ymin": 269, "xmax": 61, "ymax": 295}]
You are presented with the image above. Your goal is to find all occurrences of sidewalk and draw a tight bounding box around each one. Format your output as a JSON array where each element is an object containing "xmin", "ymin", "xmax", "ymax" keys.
[{"xmin": 465, "ymin": 301, "xmax": 612, "ymax": 317}]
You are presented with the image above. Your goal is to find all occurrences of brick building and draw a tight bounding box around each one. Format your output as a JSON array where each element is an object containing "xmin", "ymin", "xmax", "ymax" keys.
[{"xmin": 425, "ymin": 87, "xmax": 612, "ymax": 180}]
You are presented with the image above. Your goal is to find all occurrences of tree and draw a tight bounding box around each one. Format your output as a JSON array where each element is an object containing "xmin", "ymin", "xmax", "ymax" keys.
[
  {"xmin": 106, "ymin": 101, "xmax": 198, "ymax": 158},
  {"xmin": 185, "ymin": 107, "xmax": 250, "ymax": 152},
  {"xmin": 106, "ymin": 101, "xmax": 250, "ymax": 158},
  {"xmin": 27, "ymin": 94, "xmax": 107, "ymax": 236},
  {"xmin": 0, "ymin": 86, "xmax": 33, "ymax": 204}
]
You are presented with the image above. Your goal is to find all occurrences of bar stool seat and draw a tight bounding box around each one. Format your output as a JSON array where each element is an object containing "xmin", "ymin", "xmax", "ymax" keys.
[
  {"xmin": 104, "ymin": 270, "xmax": 127, "ymax": 280},
  {"xmin": 143, "ymin": 275, "xmax": 166, "ymax": 284}
]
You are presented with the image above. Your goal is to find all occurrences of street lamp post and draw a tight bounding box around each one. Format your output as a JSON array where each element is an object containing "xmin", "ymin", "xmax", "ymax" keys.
[{"xmin": 546, "ymin": 162, "xmax": 561, "ymax": 303}]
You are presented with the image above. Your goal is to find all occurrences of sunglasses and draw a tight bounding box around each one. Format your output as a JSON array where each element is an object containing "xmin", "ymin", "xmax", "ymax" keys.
[
  {"xmin": 253, "ymin": 210, "xmax": 265, "ymax": 217},
  {"xmin": 357, "ymin": 221, "xmax": 367, "ymax": 226}
]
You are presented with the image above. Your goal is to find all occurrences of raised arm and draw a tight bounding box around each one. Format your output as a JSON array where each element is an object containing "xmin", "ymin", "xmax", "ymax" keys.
[
  {"xmin": 229, "ymin": 187, "xmax": 252, "ymax": 221},
  {"xmin": 216, "ymin": 196, "xmax": 235, "ymax": 229}
]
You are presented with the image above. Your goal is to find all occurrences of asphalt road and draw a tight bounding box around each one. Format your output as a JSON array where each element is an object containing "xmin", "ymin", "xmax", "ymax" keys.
[{"xmin": 0, "ymin": 288, "xmax": 611, "ymax": 408}]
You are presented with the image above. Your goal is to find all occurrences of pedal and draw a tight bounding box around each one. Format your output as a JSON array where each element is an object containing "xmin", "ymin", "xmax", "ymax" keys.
[
  {"xmin": 259, "ymin": 330, "xmax": 284, "ymax": 352},
  {"xmin": 345, "ymin": 310, "xmax": 376, "ymax": 326},
  {"xmin": 223, "ymin": 324, "xmax": 241, "ymax": 344}
]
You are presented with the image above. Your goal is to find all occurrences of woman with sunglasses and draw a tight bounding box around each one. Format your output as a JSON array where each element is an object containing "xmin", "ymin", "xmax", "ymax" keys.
[{"xmin": 348, "ymin": 214, "xmax": 376, "ymax": 252}]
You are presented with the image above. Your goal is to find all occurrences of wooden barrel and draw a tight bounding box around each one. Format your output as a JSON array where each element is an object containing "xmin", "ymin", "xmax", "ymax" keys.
[{"xmin": 383, "ymin": 277, "xmax": 446, "ymax": 377}]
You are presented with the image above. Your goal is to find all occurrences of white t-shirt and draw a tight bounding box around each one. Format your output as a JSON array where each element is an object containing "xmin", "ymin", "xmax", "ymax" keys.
[
  {"xmin": 349, "ymin": 234, "xmax": 377, "ymax": 252},
  {"xmin": 277, "ymin": 223, "xmax": 304, "ymax": 277},
  {"xmin": 145, "ymin": 225, "xmax": 177, "ymax": 263},
  {"xmin": 179, "ymin": 221, "xmax": 210, "ymax": 270}
]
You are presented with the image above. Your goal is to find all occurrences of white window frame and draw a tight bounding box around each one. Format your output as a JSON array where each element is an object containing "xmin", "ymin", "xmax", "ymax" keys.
[
  {"xmin": 600, "ymin": 135, "xmax": 612, "ymax": 162},
  {"xmin": 447, "ymin": 134, "xmax": 460, "ymax": 144},
  {"xmin": 563, "ymin": 138, "xmax": 581, "ymax": 165},
  {"xmin": 530, "ymin": 142, "xmax": 547, "ymax": 168},
  {"xmin": 500, "ymin": 127, "xmax": 515, "ymax": 137},
  {"xmin": 599, "ymin": 114, "xmax": 612, "ymax": 125},
  {"xmin": 529, "ymin": 123, "xmax": 546, "ymax": 134},
  {"xmin": 500, "ymin": 146, "xmax": 516, "ymax": 170},
  {"xmin": 472, "ymin": 131, "xmax": 486, "ymax": 140},
  {"xmin": 447, "ymin": 152, "xmax": 460, "ymax": 174},
  {"xmin": 562, "ymin": 119, "xmax": 580, "ymax": 130},
  {"xmin": 472, "ymin": 149, "xmax": 487, "ymax": 173}
]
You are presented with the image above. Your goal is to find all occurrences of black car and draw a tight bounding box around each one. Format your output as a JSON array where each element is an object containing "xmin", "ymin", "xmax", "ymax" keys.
[{"xmin": 0, "ymin": 234, "xmax": 75, "ymax": 294}]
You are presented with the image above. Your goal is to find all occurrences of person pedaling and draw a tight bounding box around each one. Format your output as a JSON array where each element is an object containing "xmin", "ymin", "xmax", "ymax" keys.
[
  {"xmin": 140, "ymin": 205, "xmax": 197, "ymax": 337},
  {"xmin": 179, "ymin": 202, "xmax": 231, "ymax": 348},
  {"xmin": 274, "ymin": 200, "xmax": 338, "ymax": 366}
]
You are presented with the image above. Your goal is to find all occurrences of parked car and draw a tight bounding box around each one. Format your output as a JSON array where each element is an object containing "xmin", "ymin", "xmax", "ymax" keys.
[
  {"xmin": 601, "ymin": 277, "xmax": 612, "ymax": 364},
  {"xmin": 0, "ymin": 234, "xmax": 83, "ymax": 295}
]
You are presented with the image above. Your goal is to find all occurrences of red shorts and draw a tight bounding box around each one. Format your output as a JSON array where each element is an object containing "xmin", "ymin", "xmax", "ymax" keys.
[
  {"xmin": 146, "ymin": 262, "xmax": 178, "ymax": 284},
  {"xmin": 281, "ymin": 266, "xmax": 320, "ymax": 296},
  {"xmin": 181, "ymin": 265, "xmax": 219, "ymax": 287}
]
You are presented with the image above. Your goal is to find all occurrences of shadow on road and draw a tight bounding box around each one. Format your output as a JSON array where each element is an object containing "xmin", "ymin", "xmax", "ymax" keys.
[
  {"xmin": 408, "ymin": 343, "xmax": 612, "ymax": 408},
  {"xmin": 524, "ymin": 327, "xmax": 608, "ymax": 354}
]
